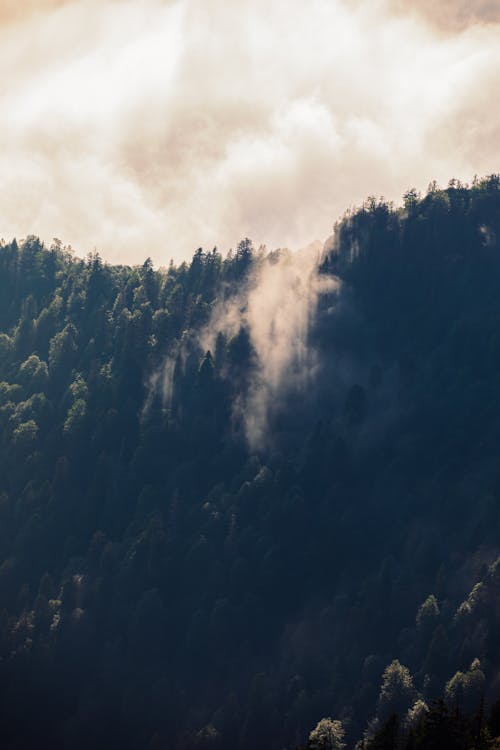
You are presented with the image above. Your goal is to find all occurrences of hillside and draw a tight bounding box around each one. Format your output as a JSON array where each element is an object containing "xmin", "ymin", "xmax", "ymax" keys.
[{"xmin": 1, "ymin": 177, "xmax": 500, "ymax": 748}]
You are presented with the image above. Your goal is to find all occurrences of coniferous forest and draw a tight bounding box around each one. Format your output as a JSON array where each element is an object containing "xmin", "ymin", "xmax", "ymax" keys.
[{"xmin": 3, "ymin": 177, "xmax": 500, "ymax": 748}]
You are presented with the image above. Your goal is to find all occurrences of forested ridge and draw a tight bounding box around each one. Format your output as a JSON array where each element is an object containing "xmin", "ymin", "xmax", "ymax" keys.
[{"xmin": 2, "ymin": 177, "xmax": 500, "ymax": 748}]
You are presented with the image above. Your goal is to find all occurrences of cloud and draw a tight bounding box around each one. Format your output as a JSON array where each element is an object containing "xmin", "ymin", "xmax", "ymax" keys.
[
  {"xmin": 0, "ymin": 0, "xmax": 66, "ymax": 24},
  {"xmin": 389, "ymin": 0, "xmax": 500, "ymax": 31},
  {"xmin": 0, "ymin": 0, "xmax": 499, "ymax": 264}
]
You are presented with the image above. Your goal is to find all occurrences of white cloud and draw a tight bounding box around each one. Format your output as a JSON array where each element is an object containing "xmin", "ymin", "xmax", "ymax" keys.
[
  {"xmin": 0, "ymin": 0, "xmax": 499, "ymax": 264},
  {"xmin": 389, "ymin": 0, "xmax": 500, "ymax": 30}
]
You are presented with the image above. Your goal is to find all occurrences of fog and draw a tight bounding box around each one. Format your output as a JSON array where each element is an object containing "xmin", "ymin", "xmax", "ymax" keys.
[
  {"xmin": 1, "ymin": 0, "xmax": 499, "ymax": 264},
  {"xmin": 196, "ymin": 243, "xmax": 337, "ymax": 446}
]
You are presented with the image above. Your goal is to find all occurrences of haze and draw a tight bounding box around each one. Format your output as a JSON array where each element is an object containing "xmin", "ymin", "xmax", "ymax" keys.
[{"xmin": 1, "ymin": 0, "xmax": 499, "ymax": 264}]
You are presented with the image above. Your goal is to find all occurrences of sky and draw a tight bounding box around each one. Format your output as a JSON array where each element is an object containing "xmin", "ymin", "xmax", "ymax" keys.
[{"xmin": 0, "ymin": 0, "xmax": 499, "ymax": 265}]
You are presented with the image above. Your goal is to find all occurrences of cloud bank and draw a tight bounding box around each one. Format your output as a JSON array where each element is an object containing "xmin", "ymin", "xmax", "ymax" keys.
[{"xmin": 0, "ymin": 0, "xmax": 499, "ymax": 264}]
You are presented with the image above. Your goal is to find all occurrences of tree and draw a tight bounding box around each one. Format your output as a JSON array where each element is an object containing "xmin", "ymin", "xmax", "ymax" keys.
[
  {"xmin": 48, "ymin": 324, "xmax": 77, "ymax": 384},
  {"xmin": 445, "ymin": 659, "xmax": 485, "ymax": 713},
  {"xmin": 377, "ymin": 661, "xmax": 417, "ymax": 722},
  {"xmin": 416, "ymin": 595, "xmax": 439, "ymax": 631},
  {"xmin": 63, "ymin": 398, "xmax": 87, "ymax": 435},
  {"xmin": 308, "ymin": 718, "xmax": 346, "ymax": 750},
  {"xmin": 406, "ymin": 699, "xmax": 428, "ymax": 728},
  {"xmin": 365, "ymin": 714, "xmax": 399, "ymax": 750},
  {"xmin": 12, "ymin": 419, "xmax": 38, "ymax": 450},
  {"xmin": 18, "ymin": 354, "xmax": 48, "ymax": 393}
]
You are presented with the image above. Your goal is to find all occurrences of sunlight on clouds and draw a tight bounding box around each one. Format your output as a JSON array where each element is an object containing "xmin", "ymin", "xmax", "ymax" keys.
[
  {"xmin": 0, "ymin": 0, "xmax": 499, "ymax": 263},
  {"xmin": 0, "ymin": 0, "xmax": 66, "ymax": 24},
  {"xmin": 390, "ymin": 0, "xmax": 500, "ymax": 30}
]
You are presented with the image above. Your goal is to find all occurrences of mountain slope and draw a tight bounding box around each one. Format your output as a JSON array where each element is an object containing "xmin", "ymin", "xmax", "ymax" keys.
[{"xmin": 0, "ymin": 177, "xmax": 500, "ymax": 748}]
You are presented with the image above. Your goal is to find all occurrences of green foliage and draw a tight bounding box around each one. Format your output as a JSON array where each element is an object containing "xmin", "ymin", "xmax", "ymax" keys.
[
  {"xmin": 12, "ymin": 419, "xmax": 38, "ymax": 448},
  {"xmin": 308, "ymin": 718, "xmax": 346, "ymax": 750},
  {"xmin": 49, "ymin": 324, "xmax": 77, "ymax": 376},
  {"xmin": 416, "ymin": 596, "xmax": 439, "ymax": 631},
  {"xmin": 366, "ymin": 695, "xmax": 496, "ymax": 750},
  {"xmin": 406, "ymin": 699, "xmax": 429, "ymax": 728},
  {"xmin": 18, "ymin": 355, "xmax": 48, "ymax": 393},
  {"xmin": 0, "ymin": 382, "xmax": 22, "ymax": 405},
  {"xmin": 377, "ymin": 661, "xmax": 417, "ymax": 722},
  {"xmin": 0, "ymin": 180, "xmax": 500, "ymax": 748},
  {"xmin": 0, "ymin": 333, "xmax": 12, "ymax": 361},
  {"xmin": 63, "ymin": 398, "xmax": 86, "ymax": 434},
  {"xmin": 445, "ymin": 659, "xmax": 486, "ymax": 713}
]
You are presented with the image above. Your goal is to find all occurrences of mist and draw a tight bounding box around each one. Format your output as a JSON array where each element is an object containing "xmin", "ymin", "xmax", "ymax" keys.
[
  {"xmin": 198, "ymin": 243, "xmax": 338, "ymax": 447},
  {"xmin": 1, "ymin": 0, "xmax": 499, "ymax": 264}
]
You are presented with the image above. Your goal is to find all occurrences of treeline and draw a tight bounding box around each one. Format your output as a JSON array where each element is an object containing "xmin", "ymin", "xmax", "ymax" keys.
[
  {"xmin": 302, "ymin": 697, "xmax": 500, "ymax": 749},
  {"xmin": 361, "ymin": 697, "xmax": 500, "ymax": 750},
  {"xmin": 0, "ymin": 177, "xmax": 500, "ymax": 748}
]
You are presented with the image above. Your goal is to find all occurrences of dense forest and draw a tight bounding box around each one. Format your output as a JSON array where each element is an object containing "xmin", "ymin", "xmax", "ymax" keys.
[{"xmin": 2, "ymin": 176, "xmax": 500, "ymax": 748}]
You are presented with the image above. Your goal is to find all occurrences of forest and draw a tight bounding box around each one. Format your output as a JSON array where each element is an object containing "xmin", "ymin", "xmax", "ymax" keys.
[{"xmin": 1, "ymin": 176, "xmax": 500, "ymax": 748}]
